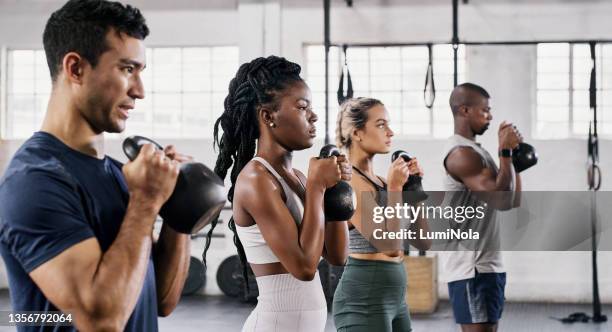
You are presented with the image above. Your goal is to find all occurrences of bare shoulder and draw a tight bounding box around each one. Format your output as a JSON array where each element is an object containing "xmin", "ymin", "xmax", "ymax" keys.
[
  {"xmin": 235, "ymin": 160, "xmax": 282, "ymax": 200},
  {"xmin": 445, "ymin": 146, "xmax": 485, "ymax": 179}
]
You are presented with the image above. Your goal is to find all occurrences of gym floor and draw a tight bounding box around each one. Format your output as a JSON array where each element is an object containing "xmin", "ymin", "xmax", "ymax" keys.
[{"xmin": 0, "ymin": 290, "xmax": 608, "ymax": 332}]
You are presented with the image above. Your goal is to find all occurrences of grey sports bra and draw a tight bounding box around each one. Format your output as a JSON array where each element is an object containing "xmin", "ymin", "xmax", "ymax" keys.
[{"xmin": 349, "ymin": 166, "xmax": 385, "ymax": 254}]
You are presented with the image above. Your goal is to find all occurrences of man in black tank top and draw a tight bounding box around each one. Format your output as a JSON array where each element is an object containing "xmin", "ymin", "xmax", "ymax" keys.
[{"xmin": 443, "ymin": 83, "xmax": 523, "ymax": 332}]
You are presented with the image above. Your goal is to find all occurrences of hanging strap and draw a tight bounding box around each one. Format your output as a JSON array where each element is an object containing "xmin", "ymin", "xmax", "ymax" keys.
[
  {"xmin": 587, "ymin": 42, "xmax": 601, "ymax": 191},
  {"xmin": 424, "ymin": 44, "xmax": 436, "ymax": 109},
  {"xmin": 452, "ymin": 0, "xmax": 459, "ymax": 87},
  {"xmin": 337, "ymin": 44, "xmax": 354, "ymax": 105},
  {"xmin": 589, "ymin": 42, "xmax": 598, "ymax": 141}
]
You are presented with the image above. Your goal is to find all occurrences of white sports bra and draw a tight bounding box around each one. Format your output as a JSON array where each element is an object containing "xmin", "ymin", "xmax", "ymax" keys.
[{"xmin": 235, "ymin": 157, "xmax": 305, "ymax": 264}]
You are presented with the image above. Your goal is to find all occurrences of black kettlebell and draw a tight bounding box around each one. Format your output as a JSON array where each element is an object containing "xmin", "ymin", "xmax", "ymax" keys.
[
  {"xmin": 512, "ymin": 142, "xmax": 538, "ymax": 173},
  {"xmin": 391, "ymin": 150, "xmax": 428, "ymax": 204},
  {"xmin": 122, "ymin": 136, "xmax": 226, "ymax": 234},
  {"xmin": 319, "ymin": 144, "xmax": 356, "ymax": 222}
]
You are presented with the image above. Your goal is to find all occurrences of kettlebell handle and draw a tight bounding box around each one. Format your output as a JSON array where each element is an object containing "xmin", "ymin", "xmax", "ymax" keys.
[
  {"xmin": 391, "ymin": 150, "xmax": 412, "ymax": 162},
  {"xmin": 391, "ymin": 150, "xmax": 428, "ymax": 204},
  {"xmin": 123, "ymin": 135, "xmax": 164, "ymax": 161},
  {"xmin": 319, "ymin": 144, "xmax": 341, "ymax": 159}
]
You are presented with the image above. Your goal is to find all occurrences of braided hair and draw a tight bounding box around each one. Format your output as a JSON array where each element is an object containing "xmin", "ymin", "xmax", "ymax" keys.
[{"xmin": 203, "ymin": 56, "xmax": 303, "ymax": 296}]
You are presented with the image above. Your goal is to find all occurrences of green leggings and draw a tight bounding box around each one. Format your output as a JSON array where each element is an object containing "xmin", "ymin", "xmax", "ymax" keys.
[{"xmin": 332, "ymin": 257, "xmax": 412, "ymax": 332}]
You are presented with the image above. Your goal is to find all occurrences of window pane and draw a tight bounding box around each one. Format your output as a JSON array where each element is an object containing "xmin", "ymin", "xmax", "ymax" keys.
[
  {"xmin": 538, "ymin": 43, "xmax": 570, "ymax": 57},
  {"xmin": 538, "ymin": 73, "xmax": 569, "ymax": 90},
  {"xmin": 403, "ymin": 91, "xmax": 424, "ymax": 107},
  {"xmin": 183, "ymin": 48, "xmax": 211, "ymax": 92},
  {"xmin": 402, "ymin": 47, "xmax": 428, "ymax": 61},
  {"xmin": 346, "ymin": 60, "xmax": 369, "ymax": 77},
  {"xmin": 402, "ymin": 121, "xmax": 430, "ymax": 136},
  {"xmin": 370, "ymin": 59, "xmax": 401, "ymax": 75},
  {"xmin": 152, "ymin": 48, "xmax": 182, "ymax": 92},
  {"xmin": 537, "ymin": 58, "xmax": 569, "ymax": 73},
  {"xmin": 538, "ymin": 90, "xmax": 569, "ymax": 106},
  {"xmin": 182, "ymin": 93, "xmax": 211, "ymax": 137},
  {"xmin": 537, "ymin": 106, "xmax": 569, "ymax": 122},
  {"xmin": 536, "ymin": 43, "xmax": 572, "ymax": 138},
  {"xmin": 6, "ymin": 50, "xmax": 50, "ymax": 138},
  {"xmin": 537, "ymin": 121, "xmax": 569, "ymax": 139},
  {"xmin": 370, "ymin": 75, "xmax": 401, "ymax": 91},
  {"xmin": 346, "ymin": 48, "xmax": 368, "ymax": 61},
  {"xmin": 433, "ymin": 105, "xmax": 454, "ymax": 138},
  {"xmin": 572, "ymin": 58, "xmax": 592, "ymax": 74},
  {"xmin": 572, "ymin": 72, "xmax": 590, "ymax": 90},
  {"xmin": 8, "ymin": 94, "xmax": 36, "ymax": 138},
  {"xmin": 572, "ymin": 100, "xmax": 590, "ymax": 136}
]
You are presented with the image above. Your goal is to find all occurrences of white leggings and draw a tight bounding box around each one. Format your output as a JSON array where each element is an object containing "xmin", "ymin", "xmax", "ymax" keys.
[{"xmin": 242, "ymin": 271, "xmax": 327, "ymax": 332}]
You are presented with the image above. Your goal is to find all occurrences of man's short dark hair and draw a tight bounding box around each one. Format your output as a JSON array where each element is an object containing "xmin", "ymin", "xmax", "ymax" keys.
[
  {"xmin": 449, "ymin": 82, "xmax": 490, "ymax": 114},
  {"xmin": 457, "ymin": 82, "xmax": 490, "ymax": 99},
  {"xmin": 43, "ymin": 0, "xmax": 149, "ymax": 81}
]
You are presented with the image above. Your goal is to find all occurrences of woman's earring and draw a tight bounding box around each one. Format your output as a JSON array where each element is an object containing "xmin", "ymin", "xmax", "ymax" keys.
[{"xmin": 269, "ymin": 122, "xmax": 276, "ymax": 128}]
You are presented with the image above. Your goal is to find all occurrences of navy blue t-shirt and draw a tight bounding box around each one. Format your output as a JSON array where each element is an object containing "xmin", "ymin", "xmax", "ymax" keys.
[{"xmin": 0, "ymin": 132, "xmax": 158, "ymax": 331}]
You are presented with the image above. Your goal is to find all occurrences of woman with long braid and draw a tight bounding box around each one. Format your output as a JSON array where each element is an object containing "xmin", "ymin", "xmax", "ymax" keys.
[
  {"xmin": 332, "ymin": 97, "xmax": 431, "ymax": 332},
  {"xmin": 206, "ymin": 56, "xmax": 350, "ymax": 331}
]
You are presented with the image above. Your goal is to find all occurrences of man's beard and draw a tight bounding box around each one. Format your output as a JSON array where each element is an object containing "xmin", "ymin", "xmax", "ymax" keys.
[
  {"xmin": 83, "ymin": 106, "xmax": 123, "ymax": 134},
  {"xmin": 476, "ymin": 124, "xmax": 489, "ymax": 136}
]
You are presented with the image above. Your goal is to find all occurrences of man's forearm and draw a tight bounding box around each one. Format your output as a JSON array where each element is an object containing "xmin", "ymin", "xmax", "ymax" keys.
[
  {"xmin": 496, "ymin": 157, "xmax": 514, "ymax": 191},
  {"xmin": 154, "ymin": 223, "xmax": 190, "ymax": 316},
  {"xmin": 86, "ymin": 198, "xmax": 158, "ymax": 329},
  {"xmin": 513, "ymin": 173, "xmax": 522, "ymax": 207}
]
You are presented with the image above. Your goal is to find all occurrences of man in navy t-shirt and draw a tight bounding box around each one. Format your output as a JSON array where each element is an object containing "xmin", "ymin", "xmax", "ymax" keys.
[{"xmin": 0, "ymin": 1, "xmax": 191, "ymax": 331}]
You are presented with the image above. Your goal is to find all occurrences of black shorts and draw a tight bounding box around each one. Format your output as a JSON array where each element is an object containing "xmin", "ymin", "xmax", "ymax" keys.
[{"xmin": 448, "ymin": 271, "xmax": 506, "ymax": 324}]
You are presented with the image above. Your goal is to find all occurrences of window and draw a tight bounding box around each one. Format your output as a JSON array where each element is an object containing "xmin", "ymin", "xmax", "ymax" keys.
[
  {"xmin": 536, "ymin": 43, "xmax": 612, "ymax": 139},
  {"xmin": 126, "ymin": 46, "xmax": 238, "ymax": 139},
  {"xmin": 2, "ymin": 46, "xmax": 239, "ymax": 139},
  {"xmin": 5, "ymin": 50, "xmax": 50, "ymax": 139},
  {"xmin": 305, "ymin": 44, "xmax": 466, "ymax": 139}
]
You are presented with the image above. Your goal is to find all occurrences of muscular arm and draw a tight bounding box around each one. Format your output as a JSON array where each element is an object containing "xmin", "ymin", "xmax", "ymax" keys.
[
  {"xmin": 153, "ymin": 224, "xmax": 190, "ymax": 317},
  {"xmin": 30, "ymin": 197, "xmax": 160, "ymax": 331},
  {"xmin": 236, "ymin": 164, "xmax": 327, "ymax": 281},
  {"xmin": 445, "ymin": 147, "xmax": 515, "ymax": 210},
  {"xmin": 296, "ymin": 170, "xmax": 348, "ymax": 266}
]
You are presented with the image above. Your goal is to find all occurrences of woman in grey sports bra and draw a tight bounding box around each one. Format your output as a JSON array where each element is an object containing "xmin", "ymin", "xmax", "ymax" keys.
[
  {"xmin": 205, "ymin": 56, "xmax": 351, "ymax": 332},
  {"xmin": 332, "ymin": 97, "xmax": 432, "ymax": 332}
]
